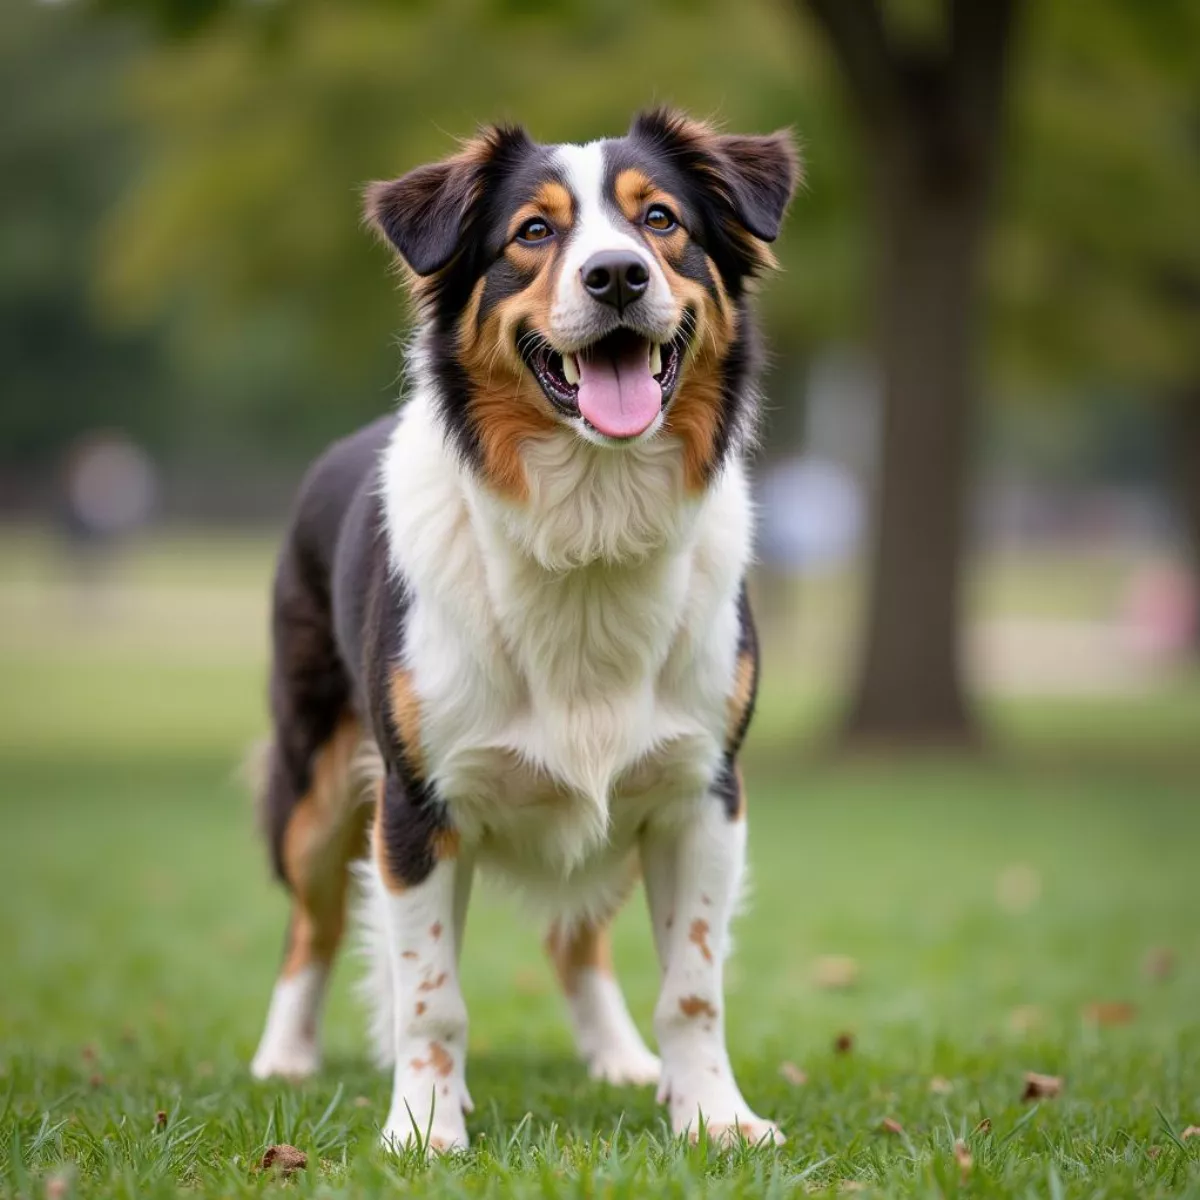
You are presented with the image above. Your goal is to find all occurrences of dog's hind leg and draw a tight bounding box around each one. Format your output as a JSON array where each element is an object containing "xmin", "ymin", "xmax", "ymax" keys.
[
  {"xmin": 252, "ymin": 714, "xmax": 371, "ymax": 1079},
  {"xmin": 545, "ymin": 910, "xmax": 660, "ymax": 1086},
  {"xmin": 251, "ymin": 548, "xmax": 373, "ymax": 1080}
]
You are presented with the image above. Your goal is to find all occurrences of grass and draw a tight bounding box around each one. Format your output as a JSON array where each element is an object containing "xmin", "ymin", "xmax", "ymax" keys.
[{"xmin": 2, "ymin": 530, "xmax": 1199, "ymax": 1196}]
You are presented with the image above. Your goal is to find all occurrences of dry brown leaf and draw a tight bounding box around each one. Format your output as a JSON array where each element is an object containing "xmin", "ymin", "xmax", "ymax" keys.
[
  {"xmin": 1181, "ymin": 1125, "xmax": 1200, "ymax": 1140},
  {"xmin": 1083, "ymin": 1001, "xmax": 1137, "ymax": 1026},
  {"xmin": 953, "ymin": 1138, "xmax": 973, "ymax": 1180},
  {"xmin": 929, "ymin": 1076, "xmax": 954, "ymax": 1095},
  {"xmin": 353, "ymin": 1095, "xmax": 372, "ymax": 1108},
  {"xmin": 973, "ymin": 1117, "xmax": 992, "ymax": 1136},
  {"xmin": 154, "ymin": 1110, "xmax": 167, "ymax": 1129},
  {"xmin": 1147, "ymin": 1146, "xmax": 1163, "ymax": 1159},
  {"xmin": 260, "ymin": 1144, "xmax": 307, "ymax": 1175},
  {"xmin": 1144, "ymin": 947, "xmax": 1176, "ymax": 982},
  {"xmin": 1022, "ymin": 1072, "xmax": 1062, "ymax": 1101},
  {"xmin": 813, "ymin": 955, "xmax": 860, "ymax": 990},
  {"xmin": 881, "ymin": 1117, "xmax": 904, "ymax": 1135},
  {"xmin": 779, "ymin": 1061, "xmax": 808, "ymax": 1086},
  {"xmin": 834, "ymin": 1032, "xmax": 855, "ymax": 1054},
  {"xmin": 88, "ymin": 1074, "xmax": 104, "ymax": 1089},
  {"xmin": 81, "ymin": 1044, "xmax": 97, "ymax": 1063},
  {"xmin": 995, "ymin": 863, "xmax": 1042, "ymax": 913}
]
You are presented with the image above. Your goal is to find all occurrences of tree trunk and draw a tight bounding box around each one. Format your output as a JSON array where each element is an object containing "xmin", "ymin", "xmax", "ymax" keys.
[
  {"xmin": 842, "ymin": 139, "xmax": 986, "ymax": 746},
  {"xmin": 1168, "ymin": 382, "xmax": 1200, "ymax": 658}
]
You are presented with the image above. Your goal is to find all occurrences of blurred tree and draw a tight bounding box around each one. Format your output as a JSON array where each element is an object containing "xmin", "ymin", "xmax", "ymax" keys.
[
  {"xmin": 792, "ymin": 0, "xmax": 1020, "ymax": 747},
  {"xmin": 0, "ymin": 4, "xmax": 170, "ymax": 473}
]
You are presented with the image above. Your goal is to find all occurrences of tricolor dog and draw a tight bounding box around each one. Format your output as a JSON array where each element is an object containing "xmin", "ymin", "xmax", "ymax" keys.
[{"xmin": 249, "ymin": 108, "xmax": 799, "ymax": 1150}]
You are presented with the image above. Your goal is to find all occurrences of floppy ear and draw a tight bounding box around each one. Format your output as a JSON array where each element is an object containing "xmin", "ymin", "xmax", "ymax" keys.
[
  {"xmin": 630, "ymin": 109, "xmax": 801, "ymax": 273},
  {"xmin": 710, "ymin": 131, "xmax": 800, "ymax": 244},
  {"xmin": 364, "ymin": 124, "xmax": 535, "ymax": 277}
]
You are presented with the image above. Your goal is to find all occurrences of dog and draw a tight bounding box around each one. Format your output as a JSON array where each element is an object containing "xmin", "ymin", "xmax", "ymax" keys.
[{"xmin": 248, "ymin": 108, "xmax": 798, "ymax": 1151}]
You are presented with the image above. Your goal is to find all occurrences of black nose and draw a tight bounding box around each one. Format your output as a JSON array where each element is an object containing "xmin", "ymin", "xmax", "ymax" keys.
[{"xmin": 581, "ymin": 250, "xmax": 650, "ymax": 312}]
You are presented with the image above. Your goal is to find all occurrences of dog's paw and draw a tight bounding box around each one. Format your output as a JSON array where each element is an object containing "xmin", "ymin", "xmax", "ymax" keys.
[
  {"xmin": 686, "ymin": 1114, "xmax": 786, "ymax": 1147},
  {"xmin": 380, "ymin": 1115, "xmax": 469, "ymax": 1156},
  {"xmin": 250, "ymin": 1039, "xmax": 320, "ymax": 1081},
  {"xmin": 586, "ymin": 1044, "xmax": 661, "ymax": 1086}
]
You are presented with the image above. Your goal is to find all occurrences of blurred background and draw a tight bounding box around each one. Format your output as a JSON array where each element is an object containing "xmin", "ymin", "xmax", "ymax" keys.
[{"xmin": 3, "ymin": 0, "xmax": 1197, "ymax": 760}]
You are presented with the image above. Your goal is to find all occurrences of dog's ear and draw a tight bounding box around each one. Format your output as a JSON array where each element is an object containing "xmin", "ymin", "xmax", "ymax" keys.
[
  {"xmin": 630, "ymin": 108, "xmax": 800, "ymax": 278},
  {"xmin": 709, "ymin": 131, "xmax": 800, "ymax": 244},
  {"xmin": 365, "ymin": 124, "xmax": 535, "ymax": 277}
]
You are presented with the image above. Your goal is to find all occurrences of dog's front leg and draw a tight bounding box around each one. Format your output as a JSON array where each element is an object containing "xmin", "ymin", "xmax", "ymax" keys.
[
  {"xmin": 640, "ymin": 776, "xmax": 782, "ymax": 1145},
  {"xmin": 376, "ymin": 777, "xmax": 473, "ymax": 1153}
]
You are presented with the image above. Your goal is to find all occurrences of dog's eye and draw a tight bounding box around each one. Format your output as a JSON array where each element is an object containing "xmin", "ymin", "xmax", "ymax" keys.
[
  {"xmin": 516, "ymin": 218, "xmax": 553, "ymax": 245},
  {"xmin": 644, "ymin": 205, "xmax": 678, "ymax": 233}
]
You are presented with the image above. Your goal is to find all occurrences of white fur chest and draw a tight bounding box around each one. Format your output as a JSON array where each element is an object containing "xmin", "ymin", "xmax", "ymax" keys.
[{"xmin": 380, "ymin": 391, "xmax": 752, "ymax": 907}]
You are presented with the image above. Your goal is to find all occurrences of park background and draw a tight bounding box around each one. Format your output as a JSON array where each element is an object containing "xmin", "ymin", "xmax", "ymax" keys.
[{"xmin": 2, "ymin": 1, "xmax": 1198, "ymax": 1196}]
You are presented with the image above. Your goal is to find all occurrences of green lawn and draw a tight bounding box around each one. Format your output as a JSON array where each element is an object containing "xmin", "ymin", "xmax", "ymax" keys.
[{"xmin": 2, "ymin": 533, "xmax": 1199, "ymax": 1197}]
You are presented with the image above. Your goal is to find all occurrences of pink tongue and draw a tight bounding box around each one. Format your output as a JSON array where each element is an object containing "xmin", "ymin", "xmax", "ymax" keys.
[{"xmin": 576, "ymin": 341, "xmax": 661, "ymax": 438}]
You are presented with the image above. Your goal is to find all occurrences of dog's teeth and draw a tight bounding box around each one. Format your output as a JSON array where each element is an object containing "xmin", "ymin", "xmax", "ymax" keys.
[
  {"xmin": 649, "ymin": 342, "xmax": 663, "ymax": 377},
  {"xmin": 562, "ymin": 353, "xmax": 579, "ymax": 386}
]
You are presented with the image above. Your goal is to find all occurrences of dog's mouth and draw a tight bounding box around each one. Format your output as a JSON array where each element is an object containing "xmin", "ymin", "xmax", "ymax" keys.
[{"xmin": 521, "ymin": 325, "xmax": 686, "ymax": 441}]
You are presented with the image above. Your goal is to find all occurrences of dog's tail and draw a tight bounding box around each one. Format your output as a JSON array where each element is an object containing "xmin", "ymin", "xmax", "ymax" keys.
[{"xmin": 351, "ymin": 843, "xmax": 396, "ymax": 1068}]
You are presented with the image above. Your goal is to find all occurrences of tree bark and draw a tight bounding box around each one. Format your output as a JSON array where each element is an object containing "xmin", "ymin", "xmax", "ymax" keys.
[
  {"xmin": 843, "ymin": 134, "xmax": 986, "ymax": 745},
  {"xmin": 1168, "ymin": 382, "xmax": 1200, "ymax": 658},
  {"xmin": 800, "ymin": 0, "xmax": 1019, "ymax": 747}
]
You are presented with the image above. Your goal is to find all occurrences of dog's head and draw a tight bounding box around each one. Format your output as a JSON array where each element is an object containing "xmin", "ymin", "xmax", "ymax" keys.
[{"xmin": 367, "ymin": 109, "xmax": 799, "ymax": 496}]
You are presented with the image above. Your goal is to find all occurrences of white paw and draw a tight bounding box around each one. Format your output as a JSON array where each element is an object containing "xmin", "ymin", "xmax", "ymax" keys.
[
  {"xmin": 586, "ymin": 1044, "xmax": 662, "ymax": 1086},
  {"xmin": 685, "ymin": 1113, "xmax": 786, "ymax": 1147},
  {"xmin": 380, "ymin": 1111, "xmax": 469, "ymax": 1155},
  {"xmin": 250, "ymin": 1039, "xmax": 320, "ymax": 1081}
]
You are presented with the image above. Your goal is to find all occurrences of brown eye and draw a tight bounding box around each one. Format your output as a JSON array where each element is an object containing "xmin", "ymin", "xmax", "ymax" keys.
[
  {"xmin": 516, "ymin": 217, "xmax": 553, "ymax": 244},
  {"xmin": 645, "ymin": 204, "xmax": 677, "ymax": 233}
]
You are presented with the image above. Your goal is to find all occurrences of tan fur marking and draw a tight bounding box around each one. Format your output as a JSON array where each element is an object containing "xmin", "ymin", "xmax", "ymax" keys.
[
  {"xmin": 432, "ymin": 828, "xmax": 461, "ymax": 862},
  {"xmin": 415, "ymin": 1000, "xmax": 427, "ymax": 1016},
  {"xmin": 679, "ymin": 996, "xmax": 718, "ymax": 1019},
  {"xmin": 279, "ymin": 714, "xmax": 369, "ymax": 977},
  {"xmin": 418, "ymin": 971, "xmax": 449, "ymax": 993},
  {"xmin": 613, "ymin": 168, "xmax": 658, "ymax": 223},
  {"xmin": 430, "ymin": 922, "xmax": 443, "ymax": 940},
  {"xmin": 544, "ymin": 918, "xmax": 614, "ymax": 996},
  {"xmin": 388, "ymin": 667, "xmax": 424, "ymax": 777},
  {"xmin": 507, "ymin": 181, "xmax": 574, "ymax": 239},
  {"xmin": 689, "ymin": 918, "xmax": 713, "ymax": 964},
  {"xmin": 401, "ymin": 950, "xmax": 418, "ymax": 961},
  {"xmin": 726, "ymin": 650, "xmax": 756, "ymax": 749},
  {"xmin": 410, "ymin": 1040, "xmax": 454, "ymax": 1077},
  {"xmin": 733, "ymin": 765, "xmax": 747, "ymax": 822}
]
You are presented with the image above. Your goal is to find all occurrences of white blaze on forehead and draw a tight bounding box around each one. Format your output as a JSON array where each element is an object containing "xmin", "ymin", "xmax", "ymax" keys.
[{"xmin": 551, "ymin": 141, "xmax": 671, "ymax": 340}]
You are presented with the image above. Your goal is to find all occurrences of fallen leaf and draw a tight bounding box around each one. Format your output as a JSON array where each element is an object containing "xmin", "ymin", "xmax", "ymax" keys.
[
  {"xmin": 929, "ymin": 1076, "xmax": 954, "ymax": 1095},
  {"xmin": 1009, "ymin": 1004, "xmax": 1043, "ymax": 1034},
  {"xmin": 973, "ymin": 1117, "xmax": 992, "ymax": 1136},
  {"xmin": 995, "ymin": 863, "xmax": 1041, "ymax": 913},
  {"xmin": 259, "ymin": 1144, "xmax": 307, "ymax": 1176},
  {"xmin": 834, "ymin": 1032, "xmax": 854, "ymax": 1054},
  {"xmin": 953, "ymin": 1138, "xmax": 973, "ymax": 1180},
  {"xmin": 1083, "ymin": 1001, "xmax": 1136, "ymax": 1026},
  {"xmin": 1182, "ymin": 1126, "xmax": 1200, "ymax": 1140},
  {"xmin": 813, "ymin": 955, "xmax": 859, "ymax": 990},
  {"xmin": 1144, "ymin": 947, "xmax": 1176, "ymax": 982},
  {"xmin": 779, "ymin": 1061, "xmax": 808, "ymax": 1086},
  {"xmin": 353, "ymin": 1095, "xmax": 372, "ymax": 1108},
  {"xmin": 1022, "ymin": 1072, "xmax": 1062, "ymax": 1101},
  {"xmin": 88, "ymin": 1073, "xmax": 104, "ymax": 1089},
  {"xmin": 155, "ymin": 1110, "xmax": 167, "ymax": 1129},
  {"xmin": 881, "ymin": 1117, "xmax": 904, "ymax": 1135},
  {"xmin": 1147, "ymin": 1146, "xmax": 1163, "ymax": 1159},
  {"xmin": 81, "ymin": 1044, "xmax": 97, "ymax": 1063}
]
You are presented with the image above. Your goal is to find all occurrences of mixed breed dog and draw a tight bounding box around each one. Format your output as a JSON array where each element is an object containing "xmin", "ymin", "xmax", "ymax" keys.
[{"xmin": 248, "ymin": 108, "xmax": 799, "ymax": 1150}]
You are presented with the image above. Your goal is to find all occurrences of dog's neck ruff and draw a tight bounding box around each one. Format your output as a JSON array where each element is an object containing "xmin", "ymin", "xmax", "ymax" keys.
[{"xmin": 410, "ymin": 341, "xmax": 710, "ymax": 573}]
